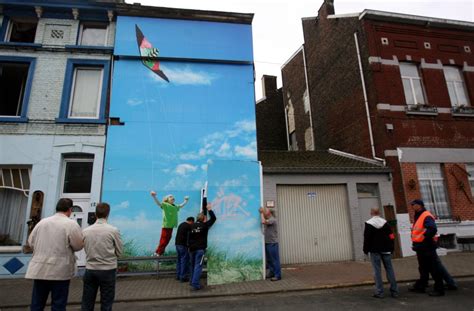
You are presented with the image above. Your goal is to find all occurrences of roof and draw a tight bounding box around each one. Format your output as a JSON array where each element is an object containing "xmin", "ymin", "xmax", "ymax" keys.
[
  {"xmin": 327, "ymin": 9, "xmax": 474, "ymax": 31},
  {"xmin": 115, "ymin": 3, "xmax": 253, "ymax": 25},
  {"xmin": 259, "ymin": 150, "xmax": 391, "ymax": 174}
]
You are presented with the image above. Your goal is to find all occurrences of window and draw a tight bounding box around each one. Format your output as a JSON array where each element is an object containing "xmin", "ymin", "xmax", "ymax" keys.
[
  {"xmin": 417, "ymin": 164, "xmax": 451, "ymax": 219},
  {"xmin": 58, "ymin": 59, "xmax": 110, "ymax": 123},
  {"xmin": 400, "ymin": 62, "xmax": 426, "ymax": 106},
  {"xmin": 0, "ymin": 167, "xmax": 30, "ymax": 246},
  {"xmin": 443, "ymin": 66, "xmax": 470, "ymax": 107},
  {"xmin": 0, "ymin": 57, "xmax": 35, "ymax": 121},
  {"xmin": 79, "ymin": 23, "xmax": 108, "ymax": 46},
  {"xmin": 6, "ymin": 18, "xmax": 37, "ymax": 43},
  {"xmin": 62, "ymin": 160, "xmax": 93, "ymax": 194},
  {"xmin": 467, "ymin": 164, "xmax": 474, "ymax": 196},
  {"xmin": 69, "ymin": 67, "xmax": 103, "ymax": 118}
]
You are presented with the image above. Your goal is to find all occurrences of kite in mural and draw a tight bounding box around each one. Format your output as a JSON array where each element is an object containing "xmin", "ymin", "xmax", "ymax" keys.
[{"xmin": 135, "ymin": 24, "xmax": 170, "ymax": 82}]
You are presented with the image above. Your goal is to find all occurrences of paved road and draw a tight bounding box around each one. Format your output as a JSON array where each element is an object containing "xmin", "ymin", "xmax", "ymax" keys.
[
  {"xmin": 4, "ymin": 279, "xmax": 474, "ymax": 310},
  {"xmin": 74, "ymin": 279, "xmax": 474, "ymax": 311}
]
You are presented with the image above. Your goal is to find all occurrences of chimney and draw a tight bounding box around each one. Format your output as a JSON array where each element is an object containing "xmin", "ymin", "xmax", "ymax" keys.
[
  {"xmin": 318, "ymin": 0, "xmax": 335, "ymax": 19},
  {"xmin": 261, "ymin": 75, "xmax": 277, "ymax": 98}
]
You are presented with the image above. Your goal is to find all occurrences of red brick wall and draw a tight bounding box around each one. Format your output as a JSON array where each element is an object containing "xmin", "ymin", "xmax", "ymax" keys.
[
  {"xmin": 443, "ymin": 163, "xmax": 474, "ymax": 221},
  {"xmin": 400, "ymin": 162, "xmax": 474, "ymax": 222}
]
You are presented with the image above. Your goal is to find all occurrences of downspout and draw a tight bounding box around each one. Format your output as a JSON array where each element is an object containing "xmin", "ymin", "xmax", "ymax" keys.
[
  {"xmin": 284, "ymin": 105, "xmax": 290, "ymax": 150},
  {"xmin": 302, "ymin": 44, "xmax": 316, "ymax": 150},
  {"xmin": 353, "ymin": 32, "xmax": 385, "ymax": 166}
]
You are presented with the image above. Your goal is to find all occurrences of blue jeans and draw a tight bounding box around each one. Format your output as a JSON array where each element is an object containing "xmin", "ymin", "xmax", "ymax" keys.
[
  {"xmin": 81, "ymin": 269, "xmax": 116, "ymax": 311},
  {"xmin": 265, "ymin": 243, "xmax": 281, "ymax": 279},
  {"xmin": 370, "ymin": 253, "xmax": 398, "ymax": 296},
  {"xmin": 190, "ymin": 249, "xmax": 205, "ymax": 289},
  {"xmin": 31, "ymin": 279, "xmax": 70, "ymax": 311},
  {"xmin": 436, "ymin": 255, "xmax": 456, "ymax": 287},
  {"xmin": 176, "ymin": 245, "xmax": 190, "ymax": 281}
]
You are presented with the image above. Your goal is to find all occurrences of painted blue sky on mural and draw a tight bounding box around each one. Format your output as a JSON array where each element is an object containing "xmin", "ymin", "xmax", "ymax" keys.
[{"xmin": 102, "ymin": 16, "xmax": 260, "ymax": 257}]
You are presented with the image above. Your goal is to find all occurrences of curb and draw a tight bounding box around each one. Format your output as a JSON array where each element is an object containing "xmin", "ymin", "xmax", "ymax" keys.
[{"xmin": 2, "ymin": 275, "xmax": 473, "ymax": 309}]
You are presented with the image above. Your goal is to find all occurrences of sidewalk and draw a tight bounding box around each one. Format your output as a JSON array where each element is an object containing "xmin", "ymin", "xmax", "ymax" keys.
[{"xmin": 1, "ymin": 252, "xmax": 473, "ymax": 308}]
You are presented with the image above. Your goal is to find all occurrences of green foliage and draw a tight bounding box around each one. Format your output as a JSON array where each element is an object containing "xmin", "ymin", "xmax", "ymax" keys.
[
  {"xmin": 206, "ymin": 247, "xmax": 263, "ymax": 285},
  {"xmin": 119, "ymin": 238, "xmax": 176, "ymax": 273}
]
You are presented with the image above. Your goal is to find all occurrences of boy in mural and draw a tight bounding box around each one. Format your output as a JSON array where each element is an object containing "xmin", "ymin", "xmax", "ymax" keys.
[
  {"xmin": 260, "ymin": 207, "xmax": 282, "ymax": 281},
  {"xmin": 150, "ymin": 191, "xmax": 189, "ymax": 255}
]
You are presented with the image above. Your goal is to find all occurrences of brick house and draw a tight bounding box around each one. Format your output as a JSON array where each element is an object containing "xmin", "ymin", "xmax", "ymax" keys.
[{"xmin": 275, "ymin": 0, "xmax": 474, "ymax": 255}]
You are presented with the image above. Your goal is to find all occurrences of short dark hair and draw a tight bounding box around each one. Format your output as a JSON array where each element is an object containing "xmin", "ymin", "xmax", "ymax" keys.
[
  {"xmin": 96, "ymin": 202, "xmax": 110, "ymax": 219},
  {"xmin": 186, "ymin": 217, "xmax": 195, "ymax": 222},
  {"xmin": 56, "ymin": 198, "xmax": 73, "ymax": 212}
]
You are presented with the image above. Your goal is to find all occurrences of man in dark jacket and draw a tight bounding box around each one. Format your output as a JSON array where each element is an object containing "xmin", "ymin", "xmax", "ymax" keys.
[
  {"xmin": 409, "ymin": 199, "xmax": 444, "ymax": 296},
  {"xmin": 175, "ymin": 217, "xmax": 194, "ymax": 282},
  {"xmin": 363, "ymin": 207, "xmax": 399, "ymax": 298},
  {"xmin": 188, "ymin": 204, "xmax": 216, "ymax": 291}
]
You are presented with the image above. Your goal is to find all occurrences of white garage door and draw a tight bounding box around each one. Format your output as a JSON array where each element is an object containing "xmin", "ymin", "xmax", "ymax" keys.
[{"xmin": 277, "ymin": 185, "xmax": 353, "ymax": 264}]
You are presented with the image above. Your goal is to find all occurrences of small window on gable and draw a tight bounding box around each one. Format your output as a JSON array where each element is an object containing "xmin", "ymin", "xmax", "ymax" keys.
[
  {"xmin": 79, "ymin": 22, "xmax": 108, "ymax": 46},
  {"xmin": 0, "ymin": 62, "xmax": 30, "ymax": 117},
  {"xmin": 7, "ymin": 19, "xmax": 37, "ymax": 43}
]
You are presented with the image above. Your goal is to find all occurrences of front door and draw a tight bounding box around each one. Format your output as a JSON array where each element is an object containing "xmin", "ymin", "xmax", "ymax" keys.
[{"xmin": 60, "ymin": 157, "xmax": 94, "ymax": 266}]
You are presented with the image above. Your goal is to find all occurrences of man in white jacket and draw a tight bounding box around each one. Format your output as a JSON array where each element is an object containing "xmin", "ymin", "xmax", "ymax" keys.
[{"xmin": 25, "ymin": 198, "xmax": 84, "ymax": 311}]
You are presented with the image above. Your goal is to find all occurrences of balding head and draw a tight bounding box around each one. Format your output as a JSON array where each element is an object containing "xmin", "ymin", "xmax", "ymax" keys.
[{"xmin": 370, "ymin": 207, "xmax": 380, "ymax": 216}]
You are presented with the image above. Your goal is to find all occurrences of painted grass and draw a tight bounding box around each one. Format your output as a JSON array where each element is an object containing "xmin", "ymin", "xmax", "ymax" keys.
[
  {"xmin": 207, "ymin": 247, "xmax": 263, "ymax": 285},
  {"xmin": 119, "ymin": 238, "xmax": 176, "ymax": 272}
]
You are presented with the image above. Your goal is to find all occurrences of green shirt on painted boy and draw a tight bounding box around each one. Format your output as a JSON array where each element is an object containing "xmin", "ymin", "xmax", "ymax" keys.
[{"xmin": 161, "ymin": 202, "xmax": 180, "ymax": 228}]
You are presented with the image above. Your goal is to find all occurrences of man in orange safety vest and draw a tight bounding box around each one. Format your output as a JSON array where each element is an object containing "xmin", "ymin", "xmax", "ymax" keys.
[{"xmin": 409, "ymin": 199, "xmax": 444, "ymax": 297}]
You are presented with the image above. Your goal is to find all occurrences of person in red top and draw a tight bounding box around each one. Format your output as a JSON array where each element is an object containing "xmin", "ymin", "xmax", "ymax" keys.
[{"xmin": 409, "ymin": 199, "xmax": 445, "ymax": 297}]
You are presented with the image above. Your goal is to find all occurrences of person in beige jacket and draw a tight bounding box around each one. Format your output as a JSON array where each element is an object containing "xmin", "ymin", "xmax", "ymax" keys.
[
  {"xmin": 81, "ymin": 202, "xmax": 123, "ymax": 311},
  {"xmin": 25, "ymin": 198, "xmax": 83, "ymax": 311}
]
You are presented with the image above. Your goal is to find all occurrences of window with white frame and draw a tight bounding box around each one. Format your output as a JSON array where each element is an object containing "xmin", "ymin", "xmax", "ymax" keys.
[
  {"xmin": 466, "ymin": 164, "xmax": 474, "ymax": 197},
  {"xmin": 79, "ymin": 22, "xmax": 108, "ymax": 46},
  {"xmin": 399, "ymin": 62, "xmax": 426, "ymax": 106},
  {"xmin": 0, "ymin": 167, "xmax": 30, "ymax": 246},
  {"xmin": 6, "ymin": 18, "xmax": 37, "ymax": 43},
  {"xmin": 443, "ymin": 66, "xmax": 470, "ymax": 107},
  {"xmin": 416, "ymin": 164, "xmax": 451, "ymax": 219},
  {"xmin": 69, "ymin": 67, "xmax": 103, "ymax": 119},
  {"xmin": 62, "ymin": 159, "xmax": 93, "ymax": 194}
]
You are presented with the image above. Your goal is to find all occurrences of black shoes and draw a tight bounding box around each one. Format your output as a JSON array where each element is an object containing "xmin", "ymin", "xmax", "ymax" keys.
[
  {"xmin": 428, "ymin": 291, "xmax": 445, "ymax": 297},
  {"xmin": 409, "ymin": 286, "xmax": 426, "ymax": 293}
]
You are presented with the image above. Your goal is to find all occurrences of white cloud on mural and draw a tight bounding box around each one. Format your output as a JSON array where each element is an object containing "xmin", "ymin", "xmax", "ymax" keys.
[
  {"xmin": 149, "ymin": 66, "xmax": 217, "ymax": 85},
  {"xmin": 126, "ymin": 98, "xmax": 143, "ymax": 106},
  {"xmin": 175, "ymin": 164, "xmax": 198, "ymax": 176},
  {"xmin": 179, "ymin": 119, "xmax": 257, "ymax": 161},
  {"xmin": 113, "ymin": 201, "xmax": 130, "ymax": 211},
  {"xmin": 235, "ymin": 141, "xmax": 257, "ymax": 159}
]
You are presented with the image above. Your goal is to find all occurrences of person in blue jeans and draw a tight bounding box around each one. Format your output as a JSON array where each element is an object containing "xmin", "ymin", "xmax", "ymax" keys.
[
  {"xmin": 188, "ymin": 204, "xmax": 216, "ymax": 291},
  {"xmin": 363, "ymin": 207, "xmax": 399, "ymax": 298},
  {"xmin": 260, "ymin": 207, "xmax": 281, "ymax": 281},
  {"xmin": 175, "ymin": 217, "xmax": 194, "ymax": 282}
]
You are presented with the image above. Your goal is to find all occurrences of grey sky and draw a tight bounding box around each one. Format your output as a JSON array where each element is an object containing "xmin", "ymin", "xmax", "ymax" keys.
[{"xmin": 130, "ymin": 0, "xmax": 474, "ymax": 99}]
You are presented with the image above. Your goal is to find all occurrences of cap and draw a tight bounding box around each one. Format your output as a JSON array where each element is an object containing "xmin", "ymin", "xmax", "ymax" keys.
[{"xmin": 410, "ymin": 199, "xmax": 424, "ymax": 206}]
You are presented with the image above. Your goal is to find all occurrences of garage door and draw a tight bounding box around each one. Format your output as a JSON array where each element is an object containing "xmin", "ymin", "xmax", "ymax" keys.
[{"xmin": 277, "ymin": 185, "xmax": 353, "ymax": 264}]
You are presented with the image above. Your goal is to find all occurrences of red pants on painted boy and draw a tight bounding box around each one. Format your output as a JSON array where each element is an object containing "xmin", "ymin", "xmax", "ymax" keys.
[{"xmin": 155, "ymin": 228, "xmax": 173, "ymax": 255}]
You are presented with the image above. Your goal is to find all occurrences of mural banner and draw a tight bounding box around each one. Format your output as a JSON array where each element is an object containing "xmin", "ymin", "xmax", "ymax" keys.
[
  {"xmin": 102, "ymin": 15, "xmax": 261, "ymax": 284},
  {"xmin": 207, "ymin": 160, "xmax": 264, "ymax": 285}
]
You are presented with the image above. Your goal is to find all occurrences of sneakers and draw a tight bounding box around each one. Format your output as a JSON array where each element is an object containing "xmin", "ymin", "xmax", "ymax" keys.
[
  {"xmin": 372, "ymin": 294, "xmax": 384, "ymax": 299},
  {"xmin": 391, "ymin": 293, "xmax": 400, "ymax": 298}
]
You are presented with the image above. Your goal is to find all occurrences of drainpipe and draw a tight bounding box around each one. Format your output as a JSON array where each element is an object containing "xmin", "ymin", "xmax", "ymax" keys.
[
  {"xmin": 302, "ymin": 45, "xmax": 316, "ymax": 150},
  {"xmin": 353, "ymin": 32, "xmax": 385, "ymax": 166},
  {"xmin": 284, "ymin": 105, "xmax": 290, "ymax": 150}
]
